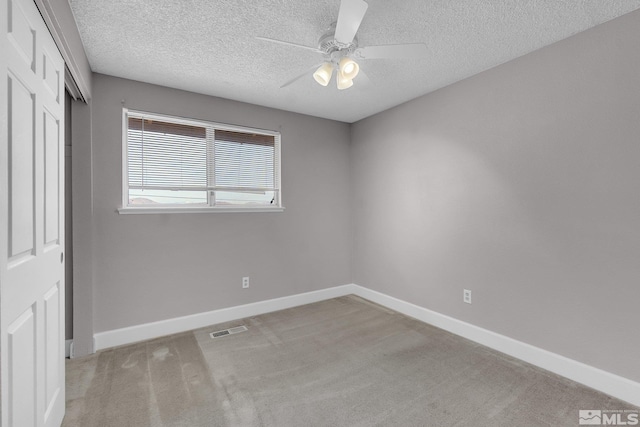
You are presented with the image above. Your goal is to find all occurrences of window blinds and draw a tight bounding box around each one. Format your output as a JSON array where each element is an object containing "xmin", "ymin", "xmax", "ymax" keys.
[
  {"xmin": 127, "ymin": 117, "xmax": 208, "ymax": 189},
  {"xmin": 127, "ymin": 114, "xmax": 278, "ymax": 197},
  {"xmin": 213, "ymin": 130, "xmax": 276, "ymax": 190}
]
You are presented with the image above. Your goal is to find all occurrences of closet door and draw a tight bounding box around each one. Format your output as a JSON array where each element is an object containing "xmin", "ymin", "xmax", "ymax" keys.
[{"xmin": 1, "ymin": 0, "xmax": 66, "ymax": 425}]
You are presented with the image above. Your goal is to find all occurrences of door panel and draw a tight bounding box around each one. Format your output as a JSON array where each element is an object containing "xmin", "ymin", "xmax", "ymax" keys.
[
  {"xmin": 42, "ymin": 53, "xmax": 60, "ymax": 102},
  {"xmin": 44, "ymin": 283, "xmax": 61, "ymax": 416},
  {"xmin": 44, "ymin": 110, "xmax": 60, "ymax": 245},
  {"xmin": 7, "ymin": 0, "xmax": 36, "ymax": 69},
  {"xmin": 1, "ymin": 0, "xmax": 66, "ymax": 425},
  {"xmin": 8, "ymin": 73, "xmax": 35, "ymax": 259},
  {"xmin": 7, "ymin": 306, "xmax": 36, "ymax": 427}
]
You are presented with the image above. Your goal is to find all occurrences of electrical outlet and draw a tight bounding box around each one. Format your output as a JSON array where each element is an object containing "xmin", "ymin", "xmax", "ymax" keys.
[
  {"xmin": 242, "ymin": 277, "xmax": 250, "ymax": 289},
  {"xmin": 463, "ymin": 289, "xmax": 472, "ymax": 304}
]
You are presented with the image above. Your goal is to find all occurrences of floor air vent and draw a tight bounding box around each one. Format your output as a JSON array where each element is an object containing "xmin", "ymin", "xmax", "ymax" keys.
[{"xmin": 210, "ymin": 325, "xmax": 248, "ymax": 339}]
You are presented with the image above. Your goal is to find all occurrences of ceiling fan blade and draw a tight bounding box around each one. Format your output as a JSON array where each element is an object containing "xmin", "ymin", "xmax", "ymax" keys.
[
  {"xmin": 354, "ymin": 43, "xmax": 428, "ymax": 59},
  {"xmin": 256, "ymin": 36, "xmax": 323, "ymax": 54},
  {"xmin": 334, "ymin": 0, "xmax": 369, "ymax": 44},
  {"xmin": 280, "ymin": 63, "xmax": 324, "ymax": 88}
]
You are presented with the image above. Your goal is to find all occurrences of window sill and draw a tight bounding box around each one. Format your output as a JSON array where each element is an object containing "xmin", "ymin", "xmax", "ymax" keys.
[{"xmin": 117, "ymin": 206, "xmax": 285, "ymax": 215}]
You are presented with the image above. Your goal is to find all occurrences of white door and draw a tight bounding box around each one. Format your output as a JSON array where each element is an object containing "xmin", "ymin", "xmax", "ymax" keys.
[{"xmin": 0, "ymin": 0, "xmax": 66, "ymax": 425}]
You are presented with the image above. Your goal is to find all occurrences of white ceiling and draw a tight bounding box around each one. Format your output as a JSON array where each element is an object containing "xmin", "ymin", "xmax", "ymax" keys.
[{"xmin": 69, "ymin": 0, "xmax": 640, "ymax": 123}]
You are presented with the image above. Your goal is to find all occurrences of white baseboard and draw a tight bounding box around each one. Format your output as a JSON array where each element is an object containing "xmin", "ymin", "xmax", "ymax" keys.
[
  {"xmin": 350, "ymin": 284, "xmax": 640, "ymax": 408},
  {"xmin": 91, "ymin": 282, "xmax": 639, "ymax": 407},
  {"xmin": 93, "ymin": 284, "xmax": 357, "ymax": 352}
]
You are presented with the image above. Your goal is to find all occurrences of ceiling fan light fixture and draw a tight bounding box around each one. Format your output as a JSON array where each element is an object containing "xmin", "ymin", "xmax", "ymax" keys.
[
  {"xmin": 258, "ymin": 0, "xmax": 429, "ymax": 90},
  {"xmin": 336, "ymin": 71, "xmax": 353, "ymax": 90},
  {"xmin": 313, "ymin": 62, "xmax": 334, "ymax": 86},
  {"xmin": 338, "ymin": 57, "xmax": 359, "ymax": 80}
]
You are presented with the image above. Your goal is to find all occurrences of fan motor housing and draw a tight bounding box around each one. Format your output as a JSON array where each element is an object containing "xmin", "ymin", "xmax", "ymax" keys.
[{"xmin": 318, "ymin": 22, "xmax": 358, "ymax": 57}]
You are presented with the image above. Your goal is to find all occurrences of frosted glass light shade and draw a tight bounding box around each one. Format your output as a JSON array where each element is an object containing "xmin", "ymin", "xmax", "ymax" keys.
[
  {"xmin": 313, "ymin": 62, "xmax": 334, "ymax": 86},
  {"xmin": 336, "ymin": 71, "xmax": 353, "ymax": 90},
  {"xmin": 338, "ymin": 57, "xmax": 359, "ymax": 80}
]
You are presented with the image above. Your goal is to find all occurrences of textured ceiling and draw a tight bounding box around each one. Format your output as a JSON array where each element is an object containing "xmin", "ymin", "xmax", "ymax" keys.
[{"xmin": 69, "ymin": 0, "xmax": 640, "ymax": 123}]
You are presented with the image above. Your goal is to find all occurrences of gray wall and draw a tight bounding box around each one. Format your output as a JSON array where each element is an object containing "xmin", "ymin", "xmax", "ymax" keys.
[
  {"xmin": 351, "ymin": 9, "xmax": 640, "ymax": 383},
  {"xmin": 89, "ymin": 74, "xmax": 352, "ymax": 333}
]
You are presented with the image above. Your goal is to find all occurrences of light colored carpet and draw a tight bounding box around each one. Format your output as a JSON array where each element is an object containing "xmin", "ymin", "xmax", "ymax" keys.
[{"xmin": 63, "ymin": 295, "xmax": 638, "ymax": 426}]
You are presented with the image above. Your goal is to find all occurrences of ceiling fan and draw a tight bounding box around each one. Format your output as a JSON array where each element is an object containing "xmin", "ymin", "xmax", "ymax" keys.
[{"xmin": 257, "ymin": 0, "xmax": 428, "ymax": 90}]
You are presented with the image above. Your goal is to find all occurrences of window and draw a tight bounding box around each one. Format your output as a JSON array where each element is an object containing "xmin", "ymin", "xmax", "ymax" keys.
[{"xmin": 121, "ymin": 109, "xmax": 282, "ymax": 213}]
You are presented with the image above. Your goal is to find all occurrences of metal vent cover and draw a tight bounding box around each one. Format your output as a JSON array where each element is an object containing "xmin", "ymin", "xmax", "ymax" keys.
[{"xmin": 210, "ymin": 325, "xmax": 248, "ymax": 339}]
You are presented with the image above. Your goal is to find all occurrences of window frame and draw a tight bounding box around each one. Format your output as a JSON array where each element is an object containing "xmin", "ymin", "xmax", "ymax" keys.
[{"xmin": 118, "ymin": 108, "xmax": 284, "ymax": 214}]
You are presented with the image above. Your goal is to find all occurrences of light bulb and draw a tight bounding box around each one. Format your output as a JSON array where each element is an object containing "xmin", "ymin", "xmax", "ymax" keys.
[
  {"xmin": 338, "ymin": 57, "xmax": 359, "ymax": 80},
  {"xmin": 313, "ymin": 62, "xmax": 334, "ymax": 86},
  {"xmin": 336, "ymin": 71, "xmax": 353, "ymax": 90}
]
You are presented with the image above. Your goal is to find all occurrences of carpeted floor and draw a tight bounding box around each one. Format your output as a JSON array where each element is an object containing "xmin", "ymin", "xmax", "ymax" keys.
[{"xmin": 63, "ymin": 295, "xmax": 638, "ymax": 426}]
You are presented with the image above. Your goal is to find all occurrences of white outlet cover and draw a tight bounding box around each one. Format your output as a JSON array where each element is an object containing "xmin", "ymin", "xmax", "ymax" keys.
[{"xmin": 463, "ymin": 289, "xmax": 472, "ymax": 304}]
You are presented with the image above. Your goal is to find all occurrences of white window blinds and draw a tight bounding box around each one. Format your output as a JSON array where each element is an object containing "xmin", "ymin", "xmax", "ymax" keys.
[
  {"xmin": 127, "ymin": 117, "xmax": 208, "ymax": 190},
  {"xmin": 212, "ymin": 130, "xmax": 277, "ymax": 191},
  {"xmin": 125, "ymin": 111, "xmax": 281, "ymax": 209}
]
